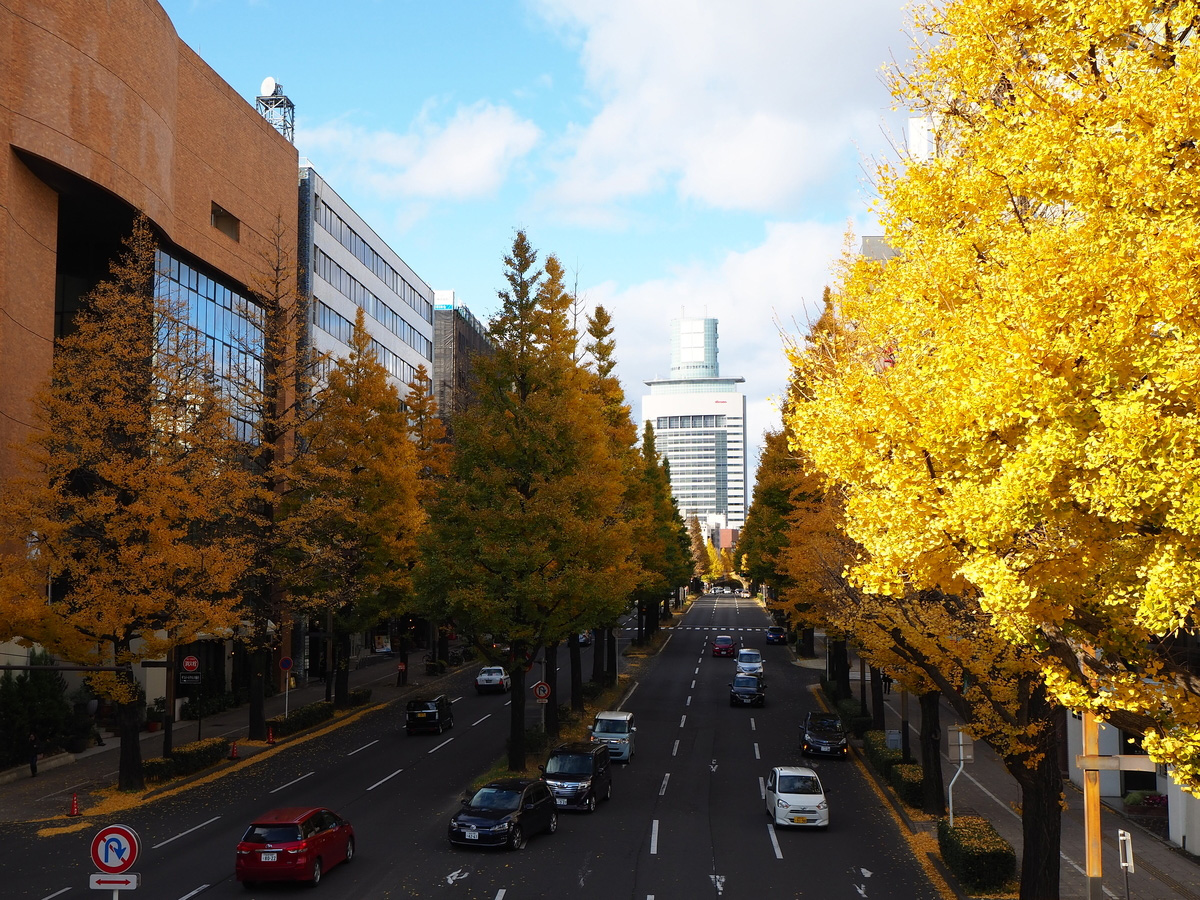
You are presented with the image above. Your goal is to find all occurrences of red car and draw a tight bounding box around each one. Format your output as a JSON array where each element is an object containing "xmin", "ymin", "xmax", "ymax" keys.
[
  {"xmin": 712, "ymin": 635, "xmax": 737, "ymax": 657},
  {"xmin": 236, "ymin": 807, "xmax": 355, "ymax": 887}
]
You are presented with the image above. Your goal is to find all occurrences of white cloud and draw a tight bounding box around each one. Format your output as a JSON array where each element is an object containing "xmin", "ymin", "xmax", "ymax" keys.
[
  {"xmin": 585, "ymin": 219, "xmax": 854, "ymax": 468},
  {"xmin": 531, "ymin": 0, "xmax": 909, "ymax": 215},
  {"xmin": 298, "ymin": 101, "xmax": 541, "ymax": 201}
]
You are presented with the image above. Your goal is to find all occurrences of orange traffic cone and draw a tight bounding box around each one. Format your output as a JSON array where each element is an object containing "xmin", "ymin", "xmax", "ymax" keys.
[
  {"xmin": 67, "ymin": 793, "xmax": 81, "ymax": 817},
  {"xmin": 229, "ymin": 740, "xmax": 239, "ymax": 760},
  {"xmin": 267, "ymin": 726, "xmax": 275, "ymax": 746}
]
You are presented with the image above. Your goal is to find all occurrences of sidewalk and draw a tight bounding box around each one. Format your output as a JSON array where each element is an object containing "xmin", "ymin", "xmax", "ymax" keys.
[
  {"xmin": 809, "ymin": 645, "xmax": 1200, "ymax": 900},
  {"xmin": 0, "ymin": 653, "xmax": 462, "ymax": 826}
]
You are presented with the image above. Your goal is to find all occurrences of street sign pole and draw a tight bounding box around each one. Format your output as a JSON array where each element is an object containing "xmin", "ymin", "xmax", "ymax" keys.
[{"xmin": 279, "ymin": 657, "xmax": 294, "ymax": 718}]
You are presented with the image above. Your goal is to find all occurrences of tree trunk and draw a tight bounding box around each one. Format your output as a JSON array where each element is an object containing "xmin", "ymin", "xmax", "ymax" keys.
[
  {"xmin": 919, "ymin": 690, "xmax": 945, "ymax": 816},
  {"xmin": 1009, "ymin": 689, "xmax": 1063, "ymax": 900},
  {"xmin": 830, "ymin": 639, "xmax": 851, "ymax": 700},
  {"xmin": 592, "ymin": 627, "xmax": 606, "ymax": 683},
  {"xmin": 568, "ymin": 633, "xmax": 584, "ymax": 713},
  {"xmin": 870, "ymin": 665, "xmax": 886, "ymax": 731},
  {"xmin": 162, "ymin": 643, "xmax": 177, "ymax": 758},
  {"xmin": 115, "ymin": 648, "xmax": 144, "ymax": 791},
  {"xmin": 333, "ymin": 630, "xmax": 350, "ymax": 707},
  {"xmin": 508, "ymin": 653, "xmax": 527, "ymax": 771},
  {"xmin": 545, "ymin": 642, "xmax": 560, "ymax": 738},
  {"xmin": 248, "ymin": 646, "xmax": 267, "ymax": 740},
  {"xmin": 605, "ymin": 626, "xmax": 618, "ymax": 687},
  {"xmin": 798, "ymin": 626, "xmax": 815, "ymax": 658}
]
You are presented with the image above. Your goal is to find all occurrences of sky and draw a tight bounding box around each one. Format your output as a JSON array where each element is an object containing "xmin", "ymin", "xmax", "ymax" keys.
[{"xmin": 159, "ymin": 0, "xmax": 916, "ymax": 477}]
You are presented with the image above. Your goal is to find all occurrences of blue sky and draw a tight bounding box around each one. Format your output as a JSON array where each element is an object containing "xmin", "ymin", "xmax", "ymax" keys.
[{"xmin": 160, "ymin": 0, "xmax": 914, "ymax": 472}]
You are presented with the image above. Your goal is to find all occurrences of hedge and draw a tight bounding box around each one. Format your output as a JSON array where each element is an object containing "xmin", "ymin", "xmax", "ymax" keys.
[
  {"xmin": 267, "ymin": 700, "xmax": 335, "ymax": 737},
  {"xmin": 890, "ymin": 763, "xmax": 924, "ymax": 809},
  {"xmin": 347, "ymin": 688, "xmax": 372, "ymax": 707},
  {"xmin": 937, "ymin": 816, "xmax": 1017, "ymax": 892},
  {"xmin": 863, "ymin": 730, "xmax": 905, "ymax": 777},
  {"xmin": 144, "ymin": 737, "xmax": 231, "ymax": 782}
]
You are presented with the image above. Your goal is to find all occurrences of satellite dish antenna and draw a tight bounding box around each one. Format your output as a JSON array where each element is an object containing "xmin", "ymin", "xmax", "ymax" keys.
[{"xmin": 259, "ymin": 76, "xmax": 277, "ymax": 97}]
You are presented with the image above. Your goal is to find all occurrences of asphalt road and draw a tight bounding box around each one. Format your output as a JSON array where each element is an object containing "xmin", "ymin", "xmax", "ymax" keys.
[{"xmin": 5, "ymin": 596, "xmax": 942, "ymax": 900}]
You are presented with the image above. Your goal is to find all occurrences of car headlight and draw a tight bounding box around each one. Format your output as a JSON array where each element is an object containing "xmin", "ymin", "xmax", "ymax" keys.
[
  {"xmin": 817, "ymin": 800, "xmax": 828, "ymax": 810},
  {"xmin": 489, "ymin": 821, "xmax": 511, "ymax": 832},
  {"xmin": 776, "ymin": 798, "xmax": 790, "ymax": 809}
]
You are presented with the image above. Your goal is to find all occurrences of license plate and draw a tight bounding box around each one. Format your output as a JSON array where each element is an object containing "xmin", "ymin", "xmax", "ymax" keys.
[
  {"xmin": 556, "ymin": 798, "xmax": 567, "ymax": 806},
  {"xmin": 791, "ymin": 817, "xmax": 808, "ymax": 825},
  {"xmin": 260, "ymin": 852, "xmax": 277, "ymax": 861},
  {"xmin": 464, "ymin": 831, "xmax": 479, "ymax": 840}
]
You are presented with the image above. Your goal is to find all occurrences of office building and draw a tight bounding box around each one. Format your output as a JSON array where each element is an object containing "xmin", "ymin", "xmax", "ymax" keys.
[
  {"xmin": 432, "ymin": 290, "xmax": 493, "ymax": 426},
  {"xmin": 298, "ymin": 163, "xmax": 434, "ymax": 393},
  {"xmin": 643, "ymin": 317, "xmax": 748, "ymax": 531}
]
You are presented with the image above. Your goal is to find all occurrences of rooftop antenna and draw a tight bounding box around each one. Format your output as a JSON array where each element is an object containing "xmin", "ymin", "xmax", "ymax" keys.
[{"xmin": 256, "ymin": 77, "xmax": 295, "ymax": 143}]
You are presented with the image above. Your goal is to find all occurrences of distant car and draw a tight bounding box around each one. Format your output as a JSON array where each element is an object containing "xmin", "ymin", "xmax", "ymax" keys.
[
  {"xmin": 449, "ymin": 779, "xmax": 558, "ymax": 850},
  {"xmin": 235, "ymin": 807, "xmax": 354, "ymax": 887},
  {"xmin": 729, "ymin": 673, "xmax": 767, "ymax": 707},
  {"xmin": 801, "ymin": 711, "xmax": 849, "ymax": 757},
  {"xmin": 541, "ymin": 741, "xmax": 614, "ymax": 810},
  {"xmin": 474, "ymin": 666, "xmax": 511, "ymax": 694},
  {"xmin": 405, "ymin": 695, "xmax": 454, "ymax": 734},
  {"xmin": 735, "ymin": 648, "xmax": 764, "ymax": 675},
  {"xmin": 577, "ymin": 631, "xmax": 594, "ymax": 647},
  {"xmin": 765, "ymin": 766, "xmax": 829, "ymax": 828},
  {"xmin": 765, "ymin": 626, "xmax": 787, "ymax": 645},
  {"xmin": 712, "ymin": 635, "xmax": 737, "ymax": 657},
  {"xmin": 589, "ymin": 710, "xmax": 636, "ymax": 762}
]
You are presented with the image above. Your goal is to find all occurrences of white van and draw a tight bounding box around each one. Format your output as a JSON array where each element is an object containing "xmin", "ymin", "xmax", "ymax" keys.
[{"xmin": 589, "ymin": 710, "xmax": 637, "ymax": 762}]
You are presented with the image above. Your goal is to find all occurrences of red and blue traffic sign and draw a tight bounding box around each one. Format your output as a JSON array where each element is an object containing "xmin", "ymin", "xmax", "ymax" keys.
[{"xmin": 90, "ymin": 823, "xmax": 141, "ymax": 874}]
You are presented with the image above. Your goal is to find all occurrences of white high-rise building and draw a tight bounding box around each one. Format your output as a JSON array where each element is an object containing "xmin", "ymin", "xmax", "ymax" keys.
[{"xmin": 642, "ymin": 317, "xmax": 748, "ymax": 531}]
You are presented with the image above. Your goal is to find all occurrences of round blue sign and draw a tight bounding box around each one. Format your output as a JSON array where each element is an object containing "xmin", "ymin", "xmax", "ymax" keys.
[{"xmin": 279, "ymin": 656, "xmax": 293, "ymax": 671}]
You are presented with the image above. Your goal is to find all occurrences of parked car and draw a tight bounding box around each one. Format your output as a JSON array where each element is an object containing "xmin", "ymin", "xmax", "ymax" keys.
[
  {"xmin": 712, "ymin": 635, "xmax": 737, "ymax": 657},
  {"xmin": 474, "ymin": 666, "xmax": 511, "ymax": 694},
  {"xmin": 449, "ymin": 779, "xmax": 558, "ymax": 849},
  {"xmin": 540, "ymin": 741, "xmax": 613, "ymax": 811},
  {"xmin": 735, "ymin": 648, "xmax": 764, "ymax": 675},
  {"xmin": 405, "ymin": 695, "xmax": 454, "ymax": 735},
  {"xmin": 729, "ymin": 673, "xmax": 767, "ymax": 707},
  {"xmin": 801, "ymin": 711, "xmax": 849, "ymax": 757},
  {"xmin": 765, "ymin": 766, "xmax": 829, "ymax": 828},
  {"xmin": 765, "ymin": 626, "xmax": 787, "ymax": 645},
  {"xmin": 235, "ymin": 807, "xmax": 354, "ymax": 887},
  {"xmin": 589, "ymin": 710, "xmax": 636, "ymax": 762}
]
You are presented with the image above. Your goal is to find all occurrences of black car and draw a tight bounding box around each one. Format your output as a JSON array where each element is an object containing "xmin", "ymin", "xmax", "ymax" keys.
[
  {"xmin": 765, "ymin": 625, "xmax": 787, "ymax": 645},
  {"xmin": 448, "ymin": 779, "xmax": 558, "ymax": 850},
  {"xmin": 405, "ymin": 695, "xmax": 454, "ymax": 735},
  {"xmin": 801, "ymin": 711, "xmax": 849, "ymax": 757},
  {"xmin": 729, "ymin": 673, "xmax": 766, "ymax": 707},
  {"xmin": 540, "ymin": 742, "xmax": 613, "ymax": 812}
]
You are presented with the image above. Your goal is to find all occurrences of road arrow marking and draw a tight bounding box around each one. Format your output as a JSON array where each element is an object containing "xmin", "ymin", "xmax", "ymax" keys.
[
  {"xmin": 710, "ymin": 875, "xmax": 726, "ymax": 895},
  {"xmin": 447, "ymin": 868, "xmax": 469, "ymax": 884},
  {"xmin": 710, "ymin": 759, "xmax": 718, "ymax": 773}
]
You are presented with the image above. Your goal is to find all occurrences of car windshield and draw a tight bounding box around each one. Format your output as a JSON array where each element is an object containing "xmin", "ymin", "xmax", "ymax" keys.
[
  {"xmin": 544, "ymin": 754, "xmax": 593, "ymax": 775},
  {"xmin": 808, "ymin": 715, "xmax": 842, "ymax": 731},
  {"xmin": 593, "ymin": 719, "xmax": 628, "ymax": 734},
  {"xmin": 243, "ymin": 824, "xmax": 302, "ymax": 844},
  {"xmin": 470, "ymin": 788, "xmax": 521, "ymax": 811},
  {"xmin": 778, "ymin": 775, "xmax": 821, "ymax": 795},
  {"xmin": 733, "ymin": 675, "xmax": 759, "ymax": 688},
  {"xmin": 738, "ymin": 651, "xmax": 761, "ymax": 663}
]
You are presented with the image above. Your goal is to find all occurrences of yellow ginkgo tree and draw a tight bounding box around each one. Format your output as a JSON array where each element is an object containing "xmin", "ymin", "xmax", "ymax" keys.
[{"xmin": 789, "ymin": 0, "xmax": 1200, "ymax": 787}]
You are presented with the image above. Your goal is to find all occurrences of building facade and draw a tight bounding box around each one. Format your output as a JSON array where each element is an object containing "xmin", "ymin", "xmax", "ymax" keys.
[
  {"xmin": 643, "ymin": 317, "xmax": 748, "ymax": 531},
  {"xmin": 0, "ymin": 0, "xmax": 300, "ymax": 691},
  {"xmin": 298, "ymin": 163, "xmax": 434, "ymax": 393},
  {"xmin": 432, "ymin": 290, "xmax": 493, "ymax": 426}
]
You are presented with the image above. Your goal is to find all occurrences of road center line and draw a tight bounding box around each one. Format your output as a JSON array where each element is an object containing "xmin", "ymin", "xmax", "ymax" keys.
[
  {"xmin": 347, "ymin": 739, "xmax": 379, "ymax": 756},
  {"xmin": 429, "ymin": 737, "xmax": 455, "ymax": 754},
  {"xmin": 659, "ymin": 773, "xmax": 670, "ymax": 796},
  {"xmin": 767, "ymin": 822, "xmax": 784, "ymax": 859},
  {"xmin": 39, "ymin": 889, "xmax": 71, "ymax": 900},
  {"xmin": 690, "ymin": 679, "xmax": 695, "ymax": 689},
  {"xmin": 176, "ymin": 887, "xmax": 210, "ymax": 900},
  {"xmin": 367, "ymin": 768, "xmax": 404, "ymax": 791},
  {"xmin": 269, "ymin": 771, "xmax": 314, "ymax": 794},
  {"xmin": 686, "ymin": 696, "xmax": 691, "ymax": 706},
  {"xmin": 754, "ymin": 742, "xmax": 760, "ymax": 760},
  {"xmin": 694, "ymin": 667, "xmax": 699, "ymax": 675},
  {"xmin": 471, "ymin": 714, "xmax": 492, "ymax": 726},
  {"xmin": 495, "ymin": 891, "xmax": 507, "ymax": 900},
  {"xmin": 758, "ymin": 776, "xmax": 766, "ymax": 799},
  {"xmin": 679, "ymin": 715, "xmax": 687, "ymax": 728},
  {"xmin": 672, "ymin": 739, "xmax": 679, "ymax": 757},
  {"xmin": 152, "ymin": 815, "xmax": 221, "ymax": 848},
  {"xmin": 650, "ymin": 819, "xmax": 659, "ymax": 855},
  {"xmin": 750, "ymin": 717, "xmax": 756, "ymax": 731}
]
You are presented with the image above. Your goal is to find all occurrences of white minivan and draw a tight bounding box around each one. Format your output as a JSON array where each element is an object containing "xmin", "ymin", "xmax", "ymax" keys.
[{"xmin": 589, "ymin": 710, "xmax": 637, "ymax": 762}]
